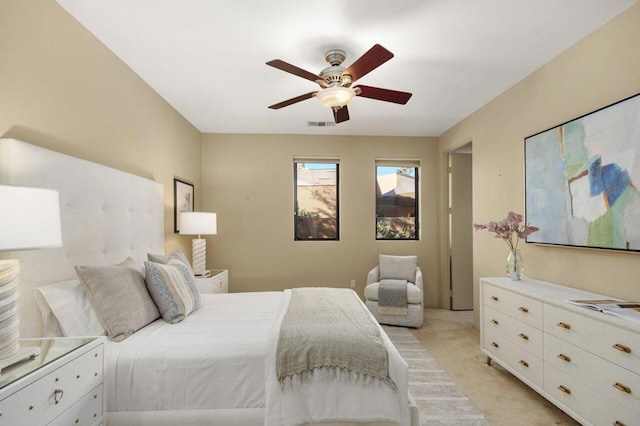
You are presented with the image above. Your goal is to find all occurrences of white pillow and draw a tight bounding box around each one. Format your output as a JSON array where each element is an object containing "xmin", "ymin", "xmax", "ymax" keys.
[
  {"xmin": 34, "ymin": 279, "xmax": 105, "ymax": 337},
  {"xmin": 147, "ymin": 248, "xmax": 193, "ymax": 272}
]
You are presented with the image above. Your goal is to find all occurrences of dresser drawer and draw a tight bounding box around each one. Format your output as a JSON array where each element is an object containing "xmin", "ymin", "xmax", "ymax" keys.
[
  {"xmin": 0, "ymin": 344, "xmax": 103, "ymax": 425},
  {"xmin": 484, "ymin": 305, "xmax": 543, "ymax": 358},
  {"xmin": 483, "ymin": 283, "xmax": 543, "ymax": 329},
  {"xmin": 483, "ymin": 325, "xmax": 543, "ymax": 387},
  {"xmin": 49, "ymin": 384, "xmax": 103, "ymax": 426},
  {"xmin": 545, "ymin": 333, "xmax": 640, "ymax": 415},
  {"xmin": 544, "ymin": 303, "xmax": 640, "ymax": 375},
  {"xmin": 544, "ymin": 363, "xmax": 640, "ymax": 426}
]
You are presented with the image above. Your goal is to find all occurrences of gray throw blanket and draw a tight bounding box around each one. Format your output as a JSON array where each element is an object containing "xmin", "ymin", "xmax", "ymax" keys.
[
  {"xmin": 276, "ymin": 287, "xmax": 395, "ymax": 390},
  {"xmin": 378, "ymin": 279, "xmax": 409, "ymax": 315}
]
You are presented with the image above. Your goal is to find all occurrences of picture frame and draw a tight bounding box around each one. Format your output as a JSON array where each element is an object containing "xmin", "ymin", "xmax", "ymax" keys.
[
  {"xmin": 525, "ymin": 91, "xmax": 640, "ymax": 252},
  {"xmin": 174, "ymin": 178, "xmax": 194, "ymax": 233}
]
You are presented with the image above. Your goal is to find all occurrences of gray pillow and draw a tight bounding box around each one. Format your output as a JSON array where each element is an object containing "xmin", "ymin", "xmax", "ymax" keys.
[
  {"xmin": 75, "ymin": 257, "xmax": 160, "ymax": 342},
  {"xmin": 147, "ymin": 248, "xmax": 193, "ymax": 272},
  {"xmin": 379, "ymin": 255, "xmax": 417, "ymax": 283},
  {"xmin": 144, "ymin": 260, "xmax": 201, "ymax": 324}
]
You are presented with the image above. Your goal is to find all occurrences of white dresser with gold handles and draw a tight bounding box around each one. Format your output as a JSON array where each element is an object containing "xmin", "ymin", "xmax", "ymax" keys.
[
  {"xmin": 0, "ymin": 337, "xmax": 105, "ymax": 425},
  {"xmin": 481, "ymin": 277, "xmax": 640, "ymax": 426}
]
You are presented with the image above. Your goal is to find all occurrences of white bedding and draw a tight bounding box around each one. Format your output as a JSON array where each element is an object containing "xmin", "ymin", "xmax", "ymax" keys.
[
  {"xmin": 106, "ymin": 291, "xmax": 410, "ymax": 425},
  {"xmin": 106, "ymin": 292, "xmax": 283, "ymax": 411}
]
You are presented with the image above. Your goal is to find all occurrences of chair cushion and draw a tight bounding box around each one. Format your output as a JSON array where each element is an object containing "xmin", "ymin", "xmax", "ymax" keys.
[
  {"xmin": 379, "ymin": 255, "xmax": 417, "ymax": 283},
  {"xmin": 365, "ymin": 282, "xmax": 423, "ymax": 304}
]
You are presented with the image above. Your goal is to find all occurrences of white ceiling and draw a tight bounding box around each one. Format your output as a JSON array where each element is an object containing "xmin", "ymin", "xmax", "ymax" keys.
[{"xmin": 56, "ymin": 0, "xmax": 636, "ymax": 137}]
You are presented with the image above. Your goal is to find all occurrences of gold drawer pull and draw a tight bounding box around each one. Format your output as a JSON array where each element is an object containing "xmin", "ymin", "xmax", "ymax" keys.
[
  {"xmin": 613, "ymin": 343, "xmax": 631, "ymax": 354},
  {"xmin": 518, "ymin": 306, "xmax": 529, "ymax": 313},
  {"xmin": 614, "ymin": 421, "xmax": 627, "ymax": 426},
  {"xmin": 558, "ymin": 385, "xmax": 571, "ymax": 395},
  {"xmin": 490, "ymin": 296, "xmax": 499, "ymax": 302},
  {"xmin": 613, "ymin": 382, "xmax": 631, "ymax": 394},
  {"xmin": 53, "ymin": 389, "xmax": 64, "ymax": 404},
  {"xmin": 490, "ymin": 342, "xmax": 499, "ymax": 348},
  {"xmin": 557, "ymin": 353, "xmax": 571, "ymax": 362},
  {"xmin": 518, "ymin": 333, "xmax": 529, "ymax": 341},
  {"xmin": 557, "ymin": 322, "xmax": 571, "ymax": 330},
  {"xmin": 519, "ymin": 360, "xmax": 529, "ymax": 368},
  {"xmin": 490, "ymin": 319, "xmax": 499, "ymax": 325}
]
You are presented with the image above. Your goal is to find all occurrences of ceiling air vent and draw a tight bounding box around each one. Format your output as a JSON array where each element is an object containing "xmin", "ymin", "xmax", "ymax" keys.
[{"xmin": 307, "ymin": 121, "xmax": 336, "ymax": 127}]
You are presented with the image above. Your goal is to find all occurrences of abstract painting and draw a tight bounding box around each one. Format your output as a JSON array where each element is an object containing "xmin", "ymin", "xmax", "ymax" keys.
[{"xmin": 525, "ymin": 92, "xmax": 640, "ymax": 251}]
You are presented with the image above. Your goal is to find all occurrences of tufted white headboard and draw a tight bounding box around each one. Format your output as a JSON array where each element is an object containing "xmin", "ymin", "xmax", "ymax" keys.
[{"xmin": 0, "ymin": 138, "xmax": 164, "ymax": 337}]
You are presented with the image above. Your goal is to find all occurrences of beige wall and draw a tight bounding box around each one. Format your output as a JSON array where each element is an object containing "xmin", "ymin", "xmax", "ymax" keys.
[
  {"xmin": 0, "ymin": 0, "xmax": 201, "ymax": 255},
  {"xmin": 439, "ymin": 3, "xmax": 640, "ymax": 326},
  {"xmin": 201, "ymin": 134, "xmax": 440, "ymax": 305},
  {"xmin": 5, "ymin": 0, "xmax": 639, "ymax": 320}
]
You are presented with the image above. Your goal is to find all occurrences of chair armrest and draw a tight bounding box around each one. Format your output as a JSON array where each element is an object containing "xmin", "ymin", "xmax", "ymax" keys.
[
  {"xmin": 367, "ymin": 266, "xmax": 380, "ymax": 285},
  {"xmin": 414, "ymin": 267, "xmax": 424, "ymax": 293}
]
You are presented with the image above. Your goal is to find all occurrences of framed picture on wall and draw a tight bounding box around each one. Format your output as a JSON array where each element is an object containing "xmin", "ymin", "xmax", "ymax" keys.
[
  {"xmin": 525, "ymin": 91, "xmax": 640, "ymax": 252},
  {"xmin": 174, "ymin": 178, "xmax": 194, "ymax": 233}
]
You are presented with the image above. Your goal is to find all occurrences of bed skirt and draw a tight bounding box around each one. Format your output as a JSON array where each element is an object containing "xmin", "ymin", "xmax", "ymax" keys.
[{"xmin": 107, "ymin": 396, "xmax": 420, "ymax": 426}]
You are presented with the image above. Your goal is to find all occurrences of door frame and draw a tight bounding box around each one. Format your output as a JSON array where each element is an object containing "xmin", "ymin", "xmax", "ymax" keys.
[{"xmin": 440, "ymin": 141, "xmax": 473, "ymax": 310}]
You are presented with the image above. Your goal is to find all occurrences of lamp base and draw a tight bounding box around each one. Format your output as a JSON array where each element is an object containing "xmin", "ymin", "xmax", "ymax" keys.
[
  {"xmin": 191, "ymin": 238, "xmax": 207, "ymax": 276},
  {"xmin": 0, "ymin": 260, "xmax": 21, "ymax": 361}
]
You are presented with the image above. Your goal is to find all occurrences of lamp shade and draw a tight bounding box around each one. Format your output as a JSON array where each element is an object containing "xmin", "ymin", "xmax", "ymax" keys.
[
  {"xmin": 0, "ymin": 185, "xmax": 62, "ymax": 251},
  {"xmin": 179, "ymin": 212, "xmax": 217, "ymax": 236}
]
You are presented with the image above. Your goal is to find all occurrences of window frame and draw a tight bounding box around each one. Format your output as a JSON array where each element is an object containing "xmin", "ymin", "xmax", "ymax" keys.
[
  {"xmin": 375, "ymin": 162, "xmax": 420, "ymax": 241},
  {"xmin": 293, "ymin": 160, "xmax": 340, "ymax": 241}
]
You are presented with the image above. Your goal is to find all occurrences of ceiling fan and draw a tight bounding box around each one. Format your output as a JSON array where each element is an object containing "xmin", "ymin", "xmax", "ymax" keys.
[{"xmin": 266, "ymin": 44, "xmax": 412, "ymax": 124}]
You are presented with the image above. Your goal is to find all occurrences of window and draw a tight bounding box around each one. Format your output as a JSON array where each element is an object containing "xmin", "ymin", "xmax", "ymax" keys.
[
  {"xmin": 375, "ymin": 162, "xmax": 419, "ymax": 240},
  {"xmin": 294, "ymin": 160, "xmax": 339, "ymax": 240}
]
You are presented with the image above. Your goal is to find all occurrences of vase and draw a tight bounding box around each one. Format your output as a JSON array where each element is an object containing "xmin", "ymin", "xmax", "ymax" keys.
[{"xmin": 506, "ymin": 249, "xmax": 524, "ymax": 281}]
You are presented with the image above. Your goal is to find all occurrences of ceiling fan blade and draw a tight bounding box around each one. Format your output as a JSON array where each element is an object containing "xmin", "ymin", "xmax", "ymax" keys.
[
  {"xmin": 268, "ymin": 91, "xmax": 317, "ymax": 109},
  {"xmin": 355, "ymin": 85, "xmax": 412, "ymax": 104},
  {"xmin": 266, "ymin": 59, "xmax": 323, "ymax": 83},
  {"xmin": 343, "ymin": 44, "xmax": 394, "ymax": 83},
  {"xmin": 333, "ymin": 106, "xmax": 350, "ymax": 123}
]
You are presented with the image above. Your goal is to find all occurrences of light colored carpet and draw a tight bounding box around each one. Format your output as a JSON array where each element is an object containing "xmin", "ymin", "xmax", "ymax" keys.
[{"xmin": 383, "ymin": 326, "xmax": 491, "ymax": 426}]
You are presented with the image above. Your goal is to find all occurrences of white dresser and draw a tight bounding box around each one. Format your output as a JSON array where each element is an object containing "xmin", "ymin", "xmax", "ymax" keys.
[
  {"xmin": 481, "ymin": 277, "xmax": 640, "ymax": 426},
  {"xmin": 0, "ymin": 337, "xmax": 105, "ymax": 425},
  {"xmin": 195, "ymin": 269, "xmax": 229, "ymax": 294}
]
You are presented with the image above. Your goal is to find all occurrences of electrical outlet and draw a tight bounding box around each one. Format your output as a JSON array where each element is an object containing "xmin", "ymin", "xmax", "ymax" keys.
[{"xmin": 350, "ymin": 279, "xmax": 356, "ymax": 288}]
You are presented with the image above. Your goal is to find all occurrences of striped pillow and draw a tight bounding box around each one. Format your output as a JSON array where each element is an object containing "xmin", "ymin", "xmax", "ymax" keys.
[{"xmin": 144, "ymin": 260, "xmax": 201, "ymax": 324}]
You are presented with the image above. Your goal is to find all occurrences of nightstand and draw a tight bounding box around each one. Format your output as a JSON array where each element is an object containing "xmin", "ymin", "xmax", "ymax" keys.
[
  {"xmin": 195, "ymin": 269, "xmax": 229, "ymax": 294},
  {"xmin": 0, "ymin": 336, "xmax": 105, "ymax": 425}
]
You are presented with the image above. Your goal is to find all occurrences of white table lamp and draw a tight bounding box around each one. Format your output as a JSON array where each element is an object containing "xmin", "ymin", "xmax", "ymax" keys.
[
  {"xmin": 0, "ymin": 185, "xmax": 62, "ymax": 361},
  {"xmin": 179, "ymin": 212, "xmax": 217, "ymax": 276}
]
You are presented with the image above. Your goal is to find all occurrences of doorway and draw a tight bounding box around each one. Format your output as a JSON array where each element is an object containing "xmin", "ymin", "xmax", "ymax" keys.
[{"xmin": 448, "ymin": 143, "xmax": 473, "ymax": 310}]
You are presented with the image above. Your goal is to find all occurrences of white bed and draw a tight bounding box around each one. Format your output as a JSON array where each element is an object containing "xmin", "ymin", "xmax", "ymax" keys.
[
  {"xmin": 106, "ymin": 291, "xmax": 411, "ymax": 426},
  {"xmin": 0, "ymin": 139, "xmax": 418, "ymax": 425}
]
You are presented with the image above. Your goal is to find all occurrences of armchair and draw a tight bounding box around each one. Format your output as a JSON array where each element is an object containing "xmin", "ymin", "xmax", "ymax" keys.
[{"xmin": 364, "ymin": 255, "xmax": 424, "ymax": 328}]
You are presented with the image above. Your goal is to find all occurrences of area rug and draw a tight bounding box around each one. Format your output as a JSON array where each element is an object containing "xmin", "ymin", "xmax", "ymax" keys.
[{"xmin": 383, "ymin": 326, "xmax": 490, "ymax": 426}]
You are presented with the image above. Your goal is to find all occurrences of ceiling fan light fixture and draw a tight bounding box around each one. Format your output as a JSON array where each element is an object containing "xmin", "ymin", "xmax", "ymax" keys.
[{"xmin": 315, "ymin": 86, "xmax": 356, "ymax": 109}]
